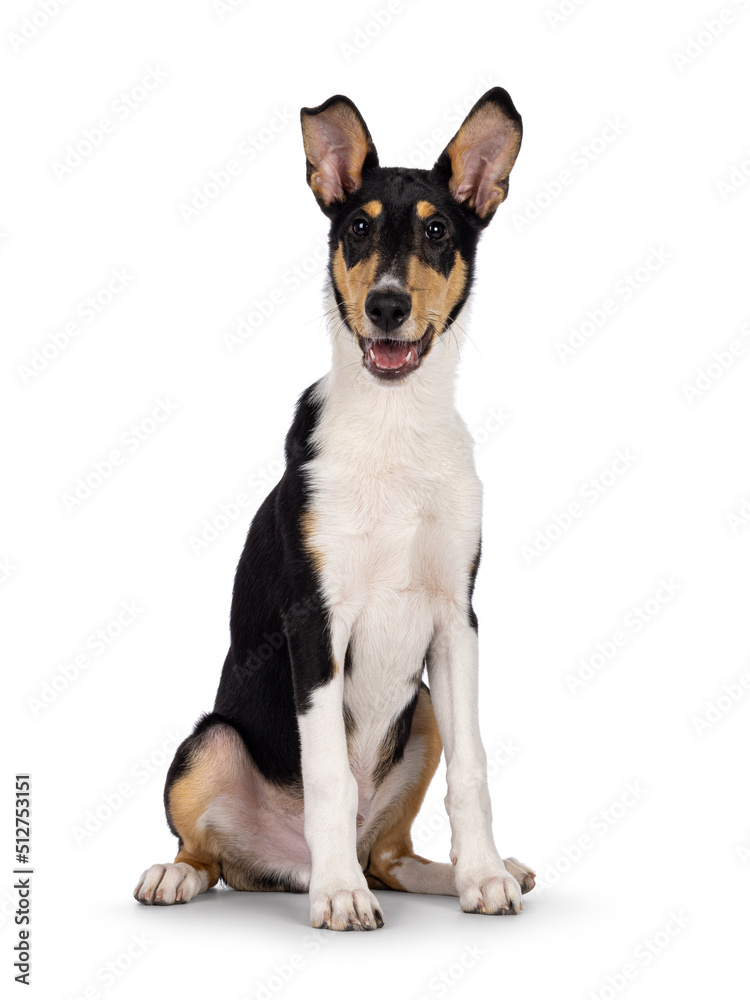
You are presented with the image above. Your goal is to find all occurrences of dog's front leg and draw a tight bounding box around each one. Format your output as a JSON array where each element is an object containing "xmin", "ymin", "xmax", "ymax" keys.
[
  {"xmin": 287, "ymin": 606, "xmax": 384, "ymax": 931},
  {"xmin": 427, "ymin": 608, "xmax": 523, "ymax": 915}
]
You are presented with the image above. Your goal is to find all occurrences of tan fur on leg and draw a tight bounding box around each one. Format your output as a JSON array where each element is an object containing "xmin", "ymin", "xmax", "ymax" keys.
[{"xmin": 366, "ymin": 687, "xmax": 455, "ymax": 894}]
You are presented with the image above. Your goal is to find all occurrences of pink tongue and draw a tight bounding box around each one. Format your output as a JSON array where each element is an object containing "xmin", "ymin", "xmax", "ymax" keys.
[{"xmin": 371, "ymin": 339, "xmax": 411, "ymax": 369}]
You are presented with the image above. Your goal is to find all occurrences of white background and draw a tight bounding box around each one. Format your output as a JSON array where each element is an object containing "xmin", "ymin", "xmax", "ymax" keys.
[{"xmin": 3, "ymin": 0, "xmax": 749, "ymax": 997}]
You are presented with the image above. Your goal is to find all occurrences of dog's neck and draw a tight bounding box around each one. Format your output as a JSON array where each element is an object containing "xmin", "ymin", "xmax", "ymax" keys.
[{"xmin": 312, "ymin": 296, "xmax": 470, "ymax": 471}]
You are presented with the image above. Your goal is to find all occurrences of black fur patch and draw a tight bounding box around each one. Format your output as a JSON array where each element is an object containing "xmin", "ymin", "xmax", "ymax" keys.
[
  {"xmin": 211, "ymin": 382, "xmax": 334, "ymax": 786},
  {"xmin": 467, "ymin": 541, "xmax": 481, "ymax": 631},
  {"xmin": 372, "ymin": 686, "xmax": 420, "ymax": 787}
]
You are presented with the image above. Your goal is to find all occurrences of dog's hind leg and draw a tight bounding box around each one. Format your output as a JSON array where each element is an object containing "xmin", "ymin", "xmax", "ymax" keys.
[
  {"xmin": 134, "ymin": 717, "xmax": 230, "ymax": 905},
  {"xmin": 134, "ymin": 713, "xmax": 312, "ymax": 905},
  {"xmin": 365, "ymin": 686, "xmax": 454, "ymax": 895},
  {"xmin": 365, "ymin": 687, "xmax": 535, "ymax": 896}
]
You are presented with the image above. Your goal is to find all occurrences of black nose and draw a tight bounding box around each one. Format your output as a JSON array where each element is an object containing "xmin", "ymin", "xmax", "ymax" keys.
[{"xmin": 365, "ymin": 290, "xmax": 412, "ymax": 333}]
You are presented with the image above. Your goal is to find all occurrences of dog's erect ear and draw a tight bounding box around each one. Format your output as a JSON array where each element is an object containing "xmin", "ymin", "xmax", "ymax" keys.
[
  {"xmin": 433, "ymin": 87, "xmax": 522, "ymax": 223},
  {"xmin": 300, "ymin": 96, "xmax": 379, "ymax": 214}
]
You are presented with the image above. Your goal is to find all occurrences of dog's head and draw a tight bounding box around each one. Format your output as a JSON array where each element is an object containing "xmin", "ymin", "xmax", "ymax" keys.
[{"xmin": 300, "ymin": 88, "xmax": 522, "ymax": 383}]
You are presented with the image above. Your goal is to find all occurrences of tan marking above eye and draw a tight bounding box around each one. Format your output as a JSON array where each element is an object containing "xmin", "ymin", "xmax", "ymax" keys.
[
  {"xmin": 362, "ymin": 200, "xmax": 382, "ymax": 217},
  {"xmin": 407, "ymin": 252, "xmax": 467, "ymax": 334},
  {"xmin": 332, "ymin": 242, "xmax": 380, "ymax": 334},
  {"xmin": 416, "ymin": 200, "xmax": 437, "ymax": 219}
]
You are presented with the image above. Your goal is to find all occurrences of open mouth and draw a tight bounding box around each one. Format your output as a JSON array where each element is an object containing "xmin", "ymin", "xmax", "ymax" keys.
[{"xmin": 358, "ymin": 327, "xmax": 434, "ymax": 380}]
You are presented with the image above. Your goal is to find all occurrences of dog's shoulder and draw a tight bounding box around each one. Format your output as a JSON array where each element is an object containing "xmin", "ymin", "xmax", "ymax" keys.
[{"xmin": 284, "ymin": 379, "xmax": 326, "ymax": 467}]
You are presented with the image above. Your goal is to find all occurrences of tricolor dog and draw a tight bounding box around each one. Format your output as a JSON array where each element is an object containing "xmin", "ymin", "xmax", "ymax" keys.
[{"xmin": 134, "ymin": 88, "xmax": 535, "ymax": 930}]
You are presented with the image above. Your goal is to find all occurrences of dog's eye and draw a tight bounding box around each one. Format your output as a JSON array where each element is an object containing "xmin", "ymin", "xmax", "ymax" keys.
[
  {"xmin": 350, "ymin": 218, "xmax": 370, "ymax": 238},
  {"xmin": 425, "ymin": 220, "xmax": 447, "ymax": 241}
]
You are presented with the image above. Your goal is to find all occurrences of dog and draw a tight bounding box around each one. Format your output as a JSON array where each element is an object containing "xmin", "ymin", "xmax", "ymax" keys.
[{"xmin": 134, "ymin": 87, "xmax": 534, "ymax": 930}]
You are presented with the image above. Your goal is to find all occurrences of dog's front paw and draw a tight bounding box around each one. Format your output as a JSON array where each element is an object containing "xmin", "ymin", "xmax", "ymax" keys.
[
  {"xmin": 457, "ymin": 864, "xmax": 523, "ymax": 915},
  {"xmin": 309, "ymin": 883, "xmax": 385, "ymax": 931}
]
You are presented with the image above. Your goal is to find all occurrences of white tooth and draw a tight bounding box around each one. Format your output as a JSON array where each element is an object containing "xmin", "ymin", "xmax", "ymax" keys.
[
  {"xmin": 369, "ymin": 348, "xmax": 376, "ymax": 361},
  {"xmin": 405, "ymin": 350, "xmax": 412, "ymax": 362}
]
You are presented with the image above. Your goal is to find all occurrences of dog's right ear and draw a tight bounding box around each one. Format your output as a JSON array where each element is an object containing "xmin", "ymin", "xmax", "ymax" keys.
[
  {"xmin": 300, "ymin": 96, "xmax": 379, "ymax": 215},
  {"xmin": 432, "ymin": 87, "xmax": 522, "ymax": 224}
]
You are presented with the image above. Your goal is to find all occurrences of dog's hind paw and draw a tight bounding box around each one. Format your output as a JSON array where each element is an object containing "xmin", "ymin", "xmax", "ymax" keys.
[
  {"xmin": 133, "ymin": 862, "xmax": 207, "ymax": 905},
  {"xmin": 503, "ymin": 856, "xmax": 536, "ymax": 894}
]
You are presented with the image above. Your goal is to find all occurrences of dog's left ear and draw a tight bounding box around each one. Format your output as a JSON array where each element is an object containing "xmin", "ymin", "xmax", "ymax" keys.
[
  {"xmin": 433, "ymin": 87, "xmax": 522, "ymax": 223},
  {"xmin": 300, "ymin": 96, "xmax": 379, "ymax": 215}
]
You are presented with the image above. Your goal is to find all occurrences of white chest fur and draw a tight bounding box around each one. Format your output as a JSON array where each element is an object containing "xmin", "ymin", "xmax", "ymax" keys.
[{"xmin": 303, "ymin": 358, "xmax": 482, "ymax": 794}]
